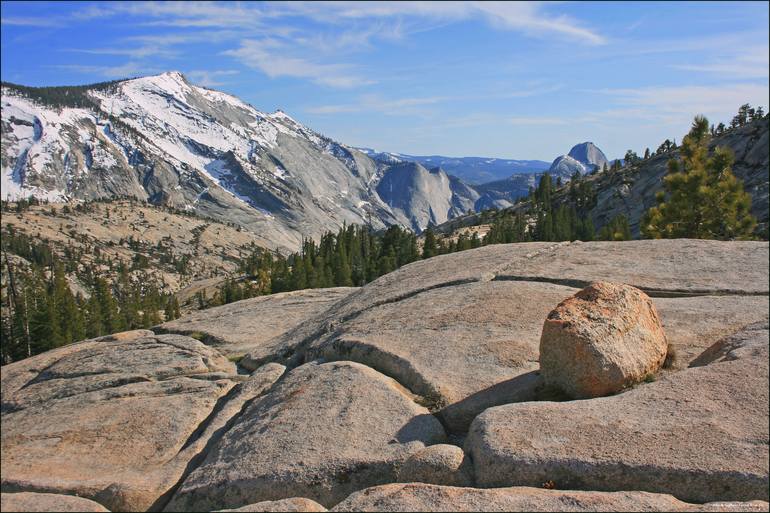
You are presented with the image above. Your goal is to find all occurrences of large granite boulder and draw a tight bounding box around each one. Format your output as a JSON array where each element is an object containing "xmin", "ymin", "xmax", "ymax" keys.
[
  {"xmin": 0, "ymin": 331, "xmax": 282, "ymax": 512},
  {"xmin": 157, "ymin": 288, "xmax": 357, "ymax": 359},
  {"xmin": 539, "ymin": 282, "xmax": 668, "ymax": 398},
  {"xmin": 0, "ymin": 492, "xmax": 110, "ymax": 512},
  {"xmin": 166, "ymin": 361, "xmax": 446, "ymax": 511},
  {"xmin": 329, "ymin": 483, "xmax": 770, "ymax": 512},
  {"xmin": 466, "ymin": 323, "xmax": 770, "ymax": 503}
]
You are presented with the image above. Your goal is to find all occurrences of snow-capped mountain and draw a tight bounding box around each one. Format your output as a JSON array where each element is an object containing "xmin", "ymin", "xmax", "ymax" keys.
[
  {"xmin": 1, "ymin": 72, "xmax": 613, "ymax": 249},
  {"xmin": 548, "ymin": 142, "xmax": 609, "ymax": 178},
  {"xmin": 2, "ymin": 72, "xmax": 470, "ymax": 251}
]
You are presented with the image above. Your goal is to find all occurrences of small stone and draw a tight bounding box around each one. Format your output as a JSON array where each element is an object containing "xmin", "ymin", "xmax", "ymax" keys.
[{"xmin": 396, "ymin": 444, "xmax": 473, "ymax": 487}]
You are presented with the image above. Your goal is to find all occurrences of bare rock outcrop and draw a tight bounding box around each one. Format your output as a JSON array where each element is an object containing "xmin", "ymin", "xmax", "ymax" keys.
[
  {"xmin": 158, "ymin": 288, "xmax": 357, "ymax": 359},
  {"xmin": 215, "ymin": 497, "xmax": 327, "ymax": 512},
  {"xmin": 396, "ymin": 444, "xmax": 473, "ymax": 487},
  {"xmin": 239, "ymin": 241, "xmax": 767, "ymax": 434},
  {"xmin": 0, "ymin": 331, "xmax": 281, "ymax": 512},
  {"xmin": 329, "ymin": 483, "xmax": 770, "ymax": 512},
  {"xmin": 494, "ymin": 239, "xmax": 769, "ymax": 295},
  {"xmin": 0, "ymin": 492, "xmax": 111, "ymax": 512},
  {"xmin": 2, "ymin": 240, "xmax": 768, "ymax": 512},
  {"xmin": 539, "ymin": 282, "xmax": 668, "ymax": 398},
  {"xmin": 166, "ymin": 361, "xmax": 446, "ymax": 511},
  {"xmin": 466, "ymin": 323, "xmax": 770, "ymax": 503}
]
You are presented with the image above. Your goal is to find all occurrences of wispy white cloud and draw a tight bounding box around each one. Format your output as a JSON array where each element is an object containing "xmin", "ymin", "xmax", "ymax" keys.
[
  {"xmin": 52, "ymin": 62, "xmax": 161, "ymax": 79},
  {"xmin": 63, "ymin": 30, "xmax": 245, "ymax": 61},
  {"xmin": 307, "ymin": 84, "xmax": 564, "ymax": 115},
  {"xmin": 508, "ymin": 116, "xmax": 568, "ymax": 125},
  {"xmin": 124, "ymin": 31, "xmax": 243, "ymax": 45},
  {"xmin": 589, "ymin": 83, "xmax": 769, "ymax": 125},
  {"xmin": 471, "ymin": 2, "xmax": 605, "ymax": 45},
  {"xmin": 185, "ymin": 69, "xmax": 240, "ymax": 87},
  {"xmin": 591, "ymin": 31, "xmax": 768, "ymax": 61},
  {"xmin": 307, "ymin": 94, "xmax": 450, "ymax": 114},
  {"xmin": 270, "ymin": 1, "xmax": 605, "ymax": 45},
  {"xmin": 670, "ymin": 45, "xmax": 770, "ymax": 80},
  {"xmin": 43, "ymin": 1, "xmax": 604, "ymax": 90},
  {"xmin": 224, "ymin": 39, "xmax": 374, "ymax": 88},
  {"xmin": 1, "ymin": 16, "xmax": 63, "ymax": 27},
  {"xmin": 62, "ymin": 46, "xmax": 178, "ymax": 59},
  {"xmin": 72, "ymin": 1, "xmax": 267, "ymax": 28},
  {"xmin": 297, "ymin": 22, "xmax": 406, "ymax": 55}
]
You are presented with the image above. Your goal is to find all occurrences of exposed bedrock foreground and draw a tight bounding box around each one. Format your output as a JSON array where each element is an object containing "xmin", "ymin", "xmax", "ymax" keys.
[{"xmin": 1, "ymin": 240, "xmax": 768, "ymax": 512}]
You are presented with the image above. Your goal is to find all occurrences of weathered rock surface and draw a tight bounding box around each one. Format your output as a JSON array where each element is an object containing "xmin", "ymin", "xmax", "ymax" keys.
[
  {"xmin": 329, "ymin": 483, "xmax": 770, "ymax": 512},
  {"xmin": 690, "ymin": 322, "xmax": 769, "ymax": 367},
  {"xmin": 466, "ymin": 323, "xmax": 770, "ymax": 503},
  {"xmin": 3, "ymin": 240, "xmax": 768, "ymax": 512},
  {"xmin": 0, "ymin": 331, "xmax": 279, "ymax": 512},
  {"xmin": 167, "ymin": 361, "xmax": 446, "ymax": 511},
  {"xmin": 653, "ymin": 294, "xmax": 768, "ymax": 368},
  {"xmin": 241, "ymin": 241, "xmax": 767, "ymax": 433},
  {"xmin": 216, "ymin": 497, "xmax": 327, "ymax": 512},
  {"xmin": 0, "ymin": 492, "xmax": 110, "ymax": 512},
  {"xmin": 539, "ymin": 282, "xmax": 668, "ymax": 398},
  {"xmin": 495, "ymin": 239, "xmax": 769, "ymax": 295},
  {"xmin": 396, "ymin": 444, "xmax": 473, "ymax": 487},
  {"xmin": 240, "ymin": 243, "xmax": 564, "ymax": 371},
  {"xmin": 157, "ymin": 287, "xmax": 357, "ymax": 359},
  {"xmin": 244, "ymin": 242, "xmax": 769, "ymax": 371},
  {"xmin": 308, "ymin": 280, "xmax": 571, "ymax": 426}
]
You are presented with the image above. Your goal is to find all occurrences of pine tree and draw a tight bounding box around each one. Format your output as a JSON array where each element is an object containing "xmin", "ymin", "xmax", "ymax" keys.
[
  {"xmin": 94, "ymin": 278, "xmax": 122, "ymax": 334},
  {"xmin": 422, "ymin": 227, "xmax": 438, "ymax": 259},
  {"xmin": 164, "ymin": 296, "xmax": 181, "ymax": 321},
  {"xmin": 599, "ymin": 214, "xmax": 632, "ymax": 241},
  {"xmin": 334, "ymin": 248, "xmax": 353, "ymax": 287},
  {"xmin": 456, "ymin": 233, "xmax": 472, "ymax": 251},
  {"xmin": 642, "ymin": 115, "xmax": 757, "ymax": 240},
  {"xmin": 291, "ymin": 256, "xmax": 307, "ymax": 290},
  {"xmin": 85, "ymin": 293, "xmax": 104, "ymax": 338},
  {"xmin": 624, "ymin": 150, "xmax": 639, "ymax": 166}
]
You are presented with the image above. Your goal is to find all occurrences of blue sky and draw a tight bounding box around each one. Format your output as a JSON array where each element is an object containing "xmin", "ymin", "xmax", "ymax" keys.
[{"xmin": 2, "ymin": 1, "xmax": 768, "ymax": 161}]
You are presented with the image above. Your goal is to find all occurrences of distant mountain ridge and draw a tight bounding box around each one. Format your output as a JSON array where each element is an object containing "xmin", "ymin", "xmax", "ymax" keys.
[
  {"xmin": 359, "ymin": 144, "xmax": 606, "ymax": 214},
  {"xmin": 456, "ymin": 142, "xmax": 612, "ymax": 211},
  {"xmin": 356, "ymin": 148, "xmax": 550, "ymax": 184},
  {"xmin": 0, "ymin": 72, "xmax": 486, "ymax": 249},
  {"xmin": 433, "ymin": 116, "xmax": 770, "ymax": 238},
  {"xmin": 1, "ymin": 71, "xmax": 615, "ymax": 248},
  {"xmin": 548, "ymin": 142, "xmax": 609, "ymax": 178}
]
